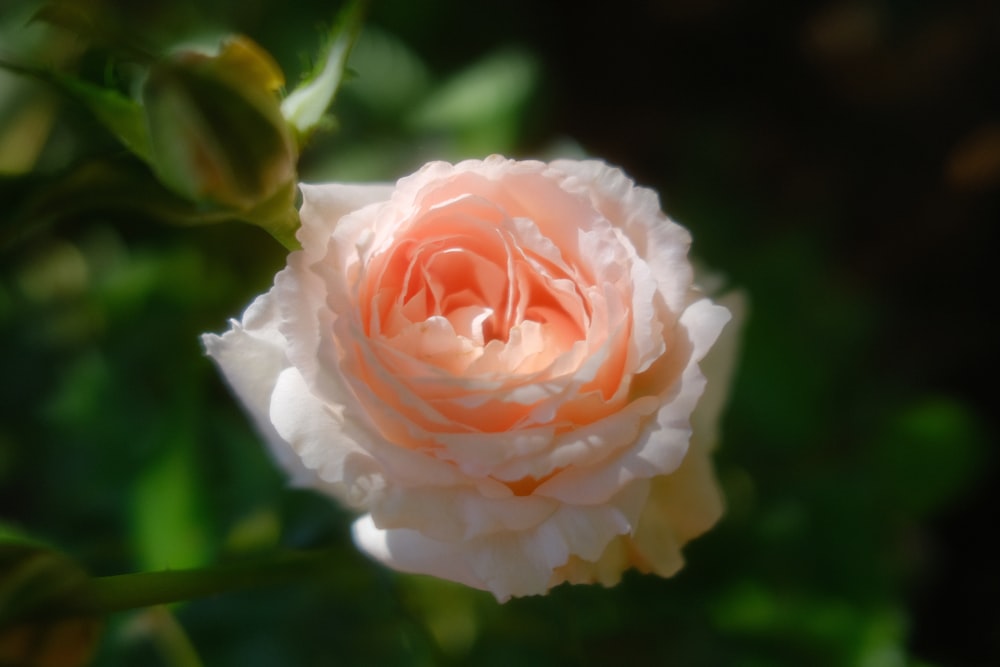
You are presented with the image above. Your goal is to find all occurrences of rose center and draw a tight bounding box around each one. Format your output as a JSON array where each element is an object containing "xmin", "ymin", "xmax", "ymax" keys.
[
  {"xmin": 404, "ymin": 242, "xmax": 510, "ymax": 344},
  {"xmin": 361, "ymin": 204, "xmax": 593, "ymax": 375}
]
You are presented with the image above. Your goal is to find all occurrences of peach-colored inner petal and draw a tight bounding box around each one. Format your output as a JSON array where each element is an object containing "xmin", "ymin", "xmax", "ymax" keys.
[
  {"xmin": 360, "ymin": 193, "xmax": 599, "ymax": 380},
  {"xmin": 340, "ymin": 173, "xmax": 651, "ymax": 480}
]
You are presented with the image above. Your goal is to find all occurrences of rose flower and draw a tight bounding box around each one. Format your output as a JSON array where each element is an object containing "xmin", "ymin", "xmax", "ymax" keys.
[{"xmin": 203, "ymin": 156, "xmax": 739, "ymax": 601}]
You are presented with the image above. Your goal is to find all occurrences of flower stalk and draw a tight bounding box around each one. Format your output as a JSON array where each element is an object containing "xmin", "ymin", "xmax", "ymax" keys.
[
  {"xmin": 1, "ymin": 541, "xmax": 346, "ymax": 667},
  {"xmin": 90, "ymin": 548, "xmax": 341, "ymax": 613}
]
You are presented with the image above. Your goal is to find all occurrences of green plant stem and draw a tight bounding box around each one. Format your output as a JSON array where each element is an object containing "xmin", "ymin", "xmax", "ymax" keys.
[{"xmin": 90, "ymin": 548, "xmax": 340, "ymax": 613}]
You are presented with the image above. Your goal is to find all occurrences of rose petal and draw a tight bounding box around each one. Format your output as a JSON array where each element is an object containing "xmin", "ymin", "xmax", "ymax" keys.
[
  {"xmin": 202, "ymin": 291, "xmax": 317, "ymax": 484},
  {"xmin": 297, "ymin": 183, "xmax": 394, "ymax": 259},
  {"xmin": 690, "ymin": 290, "xmax": 747, "ymax": 448},
  {"xmin": 269, "ymin": 367, "xmax": 383, "ymax": 507},
  {"xmin": 353, "ymin": 480, "xmax": 648, "ymax": 601}
]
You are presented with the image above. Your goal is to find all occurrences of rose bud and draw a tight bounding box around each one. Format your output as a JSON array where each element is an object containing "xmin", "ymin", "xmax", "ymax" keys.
[{"xmin": 142, "ymin": 37, "xmax": 297, "ymax": 212}]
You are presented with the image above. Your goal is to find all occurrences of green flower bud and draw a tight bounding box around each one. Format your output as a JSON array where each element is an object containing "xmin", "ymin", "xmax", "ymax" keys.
[{"xmin": 142, "ymin": 37, "xmax": 296, "ymax": 211}]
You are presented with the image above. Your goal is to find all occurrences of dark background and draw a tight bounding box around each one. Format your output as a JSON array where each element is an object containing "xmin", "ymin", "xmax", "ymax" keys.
[{"xmin": 2, "ymin": 0, "xmax": 997, "ymax": 664}]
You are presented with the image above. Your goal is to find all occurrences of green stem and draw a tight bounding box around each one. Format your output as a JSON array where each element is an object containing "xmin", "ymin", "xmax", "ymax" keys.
[{"xmin": 90, "ymin": 548, "xmax": 339, "ymax": 613}]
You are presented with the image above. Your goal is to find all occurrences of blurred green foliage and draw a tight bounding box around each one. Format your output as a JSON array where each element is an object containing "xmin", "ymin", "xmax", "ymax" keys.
[{"xmin": 2, "ymin": 0, "xmax": 997, "ymax": 665}]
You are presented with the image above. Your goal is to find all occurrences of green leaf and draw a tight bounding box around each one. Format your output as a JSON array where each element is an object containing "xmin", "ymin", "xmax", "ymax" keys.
[
  {"xmin": 407, "ymin": 48, "xmax": 539, "ymax": 154},
  {"xmin": 280, "ymin": 0, "xmax": 367, "ymax": 141},
  {"xmin": 239, "ymin": 179, "xmax": 301, "ymax": 251},
  {"xmin": 130, "ymin": 428, "xmax": 212, "ymax": 573},
  {"xmin": 0, "ymin": 58, "xmax": 151, "ymax": 162}
]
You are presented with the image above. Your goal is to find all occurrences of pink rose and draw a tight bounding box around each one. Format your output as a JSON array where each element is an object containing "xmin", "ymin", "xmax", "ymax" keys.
[{"xmin": 203, "ymin": 156, "xmax": 738, "ymax": 600}]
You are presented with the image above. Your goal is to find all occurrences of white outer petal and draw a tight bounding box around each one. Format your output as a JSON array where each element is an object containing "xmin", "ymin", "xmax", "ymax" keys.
[
  {"xmin": 690, "ymin": 290, "xmax": 747, "ymax": 450},
  {"xmin": 550, "ymin": 159, "xmax": 694, "ymax": 317},
  {"xmin": 368, "ymin": 484, "xmax": 557, "ymax": 542},
  {"xmin": 269, "ymin": 367, "xmax": 384, "ymax": 508},
  {"xmin": 202, "ymin": 291, "xmax": 318, "ymax": 487},
  {"xmin": 297, "ymin": 182, "xmax": 394, "ymax": 260},
  {"xmin": 552, "ymin": 288, "xmax": 745, "ymax": 584},
  {"xmin": 353, "ymin": 480, "xmax": 648, "ymax": 601}
]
